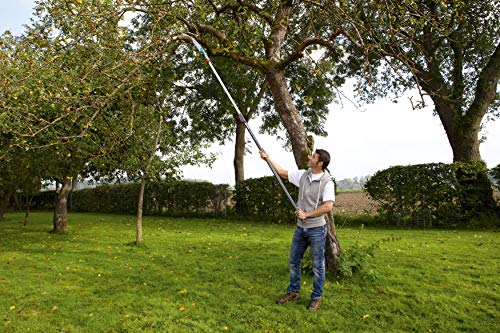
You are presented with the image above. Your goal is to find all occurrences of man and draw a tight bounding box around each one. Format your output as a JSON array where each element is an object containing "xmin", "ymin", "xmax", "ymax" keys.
[{"xmin": 259, "ymin": 149, "xmax": 335, "ymax": 311}]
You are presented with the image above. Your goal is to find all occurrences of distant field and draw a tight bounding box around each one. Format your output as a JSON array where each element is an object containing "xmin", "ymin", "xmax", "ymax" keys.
[
  {"xmin": 335, "ymin": 190, "xmax": 500, "ymax": 216},
  {"xmin": 335, "ymin": 191, "xmax": 379, "ymax": 215},
  {"xmin": 1, "ymin": 212, "xmax": 498, "ymax": 332}
]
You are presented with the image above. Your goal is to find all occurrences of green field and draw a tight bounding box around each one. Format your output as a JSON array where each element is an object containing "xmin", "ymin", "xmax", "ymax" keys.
[{"xmin": 1, "ymin": 212, "xmax": 498, "ymax": 332}]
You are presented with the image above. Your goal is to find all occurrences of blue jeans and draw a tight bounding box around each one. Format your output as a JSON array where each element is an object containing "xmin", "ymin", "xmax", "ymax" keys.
[{"xmin": 286, "ymin": 224, "xmax": 327, "ymax": 300}]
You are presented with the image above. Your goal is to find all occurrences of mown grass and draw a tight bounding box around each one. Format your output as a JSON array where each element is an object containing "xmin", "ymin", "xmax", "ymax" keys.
[{"xmin": 0, "ymin": 212, "xmax": 498, "ymax": 332}]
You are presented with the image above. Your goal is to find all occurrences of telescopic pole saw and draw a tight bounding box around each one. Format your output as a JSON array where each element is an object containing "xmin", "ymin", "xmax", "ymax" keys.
[{"xmin": 184, "ymin": 34, "xmax": 298, "ymax": 211}]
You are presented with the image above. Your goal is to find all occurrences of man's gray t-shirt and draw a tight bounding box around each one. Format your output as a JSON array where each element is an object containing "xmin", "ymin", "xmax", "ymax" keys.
[
  {"xmin": 288, "ymin": 170, "xmax": 335, "ymax": 228},
  {"xmin": 288, "ymin": 170, "xmax": 335, "ymax": 202}
]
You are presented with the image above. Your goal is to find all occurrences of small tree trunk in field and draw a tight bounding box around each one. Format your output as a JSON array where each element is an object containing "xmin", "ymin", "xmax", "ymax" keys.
[
  {"xmin": 136, "ymin": 179, "xmax": 145, "ymax": 245},
  {"xmin": 135, "ymin": 114, "xmax": 163, "ymax": 246},
  {"xmin": 233, "ymin": 81, "xmax": 266, "ymax": 186},
  {"xmin": 325, "ymin": 212, "xmax": 342, "ymax": 273},
  {"xmin": 234, "ymin": 119, "xmax": 246, "ymax": 185},
  {"xmin": 23, "ymin": 195, "xmax": 31, "ymax": 226},
  {"xmin": 53, "ymin": 178, "xmax": 71, "ymax": 233},
  {"xmin": 0, "ymin": 189, "xmax": 14, "ymax": 221}
]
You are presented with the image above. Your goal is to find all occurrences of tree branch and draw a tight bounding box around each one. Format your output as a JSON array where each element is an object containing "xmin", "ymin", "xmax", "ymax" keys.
[
  {"xmin": 278, "ymin": 32, "xmax": 342, "ymax": 69},
  {"xmin": 466, "ymin": 42, "xmax": 500, "ymax": 122},
  {"xmin": 216, "ymin": 1, "xmax": 273, "ymax": 25}
]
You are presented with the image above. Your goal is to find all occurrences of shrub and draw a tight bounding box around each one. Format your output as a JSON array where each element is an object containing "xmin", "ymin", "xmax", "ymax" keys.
[
  {"xmin": 71, "ymin": 180, "xmax": 230, "ymax": 218},
  {"xmin": 365, "ymin": 162, "xmax": 495, "ymax": 226},
  {"xmin": 233, "ymin": 176, "xmax": 298, "ymax": 223}
]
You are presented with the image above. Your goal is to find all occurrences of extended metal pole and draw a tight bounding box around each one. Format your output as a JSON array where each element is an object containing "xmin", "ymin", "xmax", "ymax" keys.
[{"xmin": 185, "ymin": 34, "xmax": 298, "ymax": 211}]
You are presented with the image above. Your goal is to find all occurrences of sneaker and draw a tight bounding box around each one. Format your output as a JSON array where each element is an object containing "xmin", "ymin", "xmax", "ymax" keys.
[
  {"xmin": 308, "ymin": 298, "xmax": 322, "ymax": 311},
  {"xmin": 276, "ymin": 292, "xmax": 301, "ymax": 304}
]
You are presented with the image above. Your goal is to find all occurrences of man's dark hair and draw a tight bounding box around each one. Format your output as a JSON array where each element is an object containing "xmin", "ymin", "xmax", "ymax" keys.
[{"xmin": 315, "ymin": 149, "xmax": 330, "ymax": 171}]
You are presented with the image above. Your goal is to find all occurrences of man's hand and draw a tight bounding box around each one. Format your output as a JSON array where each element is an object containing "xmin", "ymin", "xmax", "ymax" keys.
[
  {"xmin": 259, "ymin": 150, "xmax": 268, "ymax": 159},
  {"xmin": 295, "ymin": 208, "xmax": 308, "ymax": 222}
]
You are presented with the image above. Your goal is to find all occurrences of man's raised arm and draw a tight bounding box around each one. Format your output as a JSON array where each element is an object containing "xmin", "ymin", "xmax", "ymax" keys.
[{"xmin": 259, "ymin": 150, "xmax": 288, "ymax": 179}]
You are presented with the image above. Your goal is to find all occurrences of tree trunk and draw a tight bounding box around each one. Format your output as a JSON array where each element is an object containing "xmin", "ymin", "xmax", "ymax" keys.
[
  {"xmin": 433, "ymin": 101, "xmax": 497, "ymax": 213},
  {"xmin": 23, "ymin": 195, "xmax": 31, "ymax": 226},
  {"xmin": 53, "ymin": 178, "xmax": 71, "ymax": 233},
  {"xmin": 233, "ymin": 119, "xmax": 246, "ymax": 185},
  {"xmin": 325, "ymin": 212, "xmax": 342, "ymax": 273},
  {"xmin": 135, "ymin": 114, "xmax": 163, "ymax": 245},
  {"xmin": 136, "ymin": 179, "xmax": 145, "ymax": 246},
  {"xmin": 0, "ymin": 189, "xmax": 14, "ymax": 221},
  {"xmin": 262, "ymin": 2, "xmax": 313, "ymax": 168},
  {"xmin": 266, "ymin": 68, "xmax": 312, "ymax": 168}
]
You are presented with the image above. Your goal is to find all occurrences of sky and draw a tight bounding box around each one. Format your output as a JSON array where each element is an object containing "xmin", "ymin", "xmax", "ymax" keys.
[{"xmin": 2, "ymin": 1, "xmax": 499, "ymax": 185}]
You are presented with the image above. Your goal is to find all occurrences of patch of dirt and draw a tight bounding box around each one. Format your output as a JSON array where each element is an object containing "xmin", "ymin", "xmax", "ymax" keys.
[
  {"xmin": 335, "ymin": 191, "xmax": 500, "ymax": 215},
  {"xmin": 334, "ymin": 192, "xmax": 379, "ymax": 215}
]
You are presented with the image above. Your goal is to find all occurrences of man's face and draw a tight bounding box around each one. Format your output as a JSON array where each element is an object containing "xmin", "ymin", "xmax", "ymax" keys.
[{"xmin": 308, "ymin": 153, "xmax": 322, "ymax": 169}]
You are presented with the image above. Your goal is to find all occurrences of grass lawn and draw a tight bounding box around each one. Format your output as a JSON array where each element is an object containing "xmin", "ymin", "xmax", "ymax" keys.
[{"xmin": 0, "ymin": 212, "xmax": 498, "ymax": 332}]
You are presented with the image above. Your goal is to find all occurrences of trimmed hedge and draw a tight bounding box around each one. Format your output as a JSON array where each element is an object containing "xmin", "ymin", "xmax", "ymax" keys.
[
  {"xmin": 71, "ymin": 180, "xmax": 230, "ymax": 218},
  {"xmin": 365, "ymin": 162, "xmax": 497, "ymax": 226},
  {"xmin": 233, "ymin": 176, "xmax": 298, "ymax": 223}
]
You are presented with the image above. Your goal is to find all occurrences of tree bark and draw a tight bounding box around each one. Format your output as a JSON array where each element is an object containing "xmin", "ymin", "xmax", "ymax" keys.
[
  {"xmin": 0, "ymin": 189, "xmax": 14, "ymax": 221},
  {"xmin": 233, "ymin": 119, "xmax": 246, "ymax": 185},
  {"xmin": 23, "ymin": 195, "xmax": 31, "ymax": 226},
  {"xmin": 325, "ymin": 212, "xmax": 342, "ymax": 273},
  {"xmin": 262, "ymin": 2, "xmax": 313, "ymax": 168},
  {"xmin": 53, "ymin": 178, "xmax": 71, "ymax": 233},
  {"xmin": 136, "ymin": 114, "xmax": 163, "ymax": 245},
  {"xmin": 136, "ymin": 179, "xmax": 145, "ymax": 245},
  {"xmin": 265, "ymin": 68, "xmax": 313, "ymax": 168},
  {"xmin": 427, "ymin": 90, "xmax": 497, "ymax": 212}
]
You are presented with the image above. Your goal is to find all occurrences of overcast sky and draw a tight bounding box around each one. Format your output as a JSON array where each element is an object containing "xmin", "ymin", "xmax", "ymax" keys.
[{"xmin": 2, "ymin": 1, "xmax": 499, "ymax": 185}]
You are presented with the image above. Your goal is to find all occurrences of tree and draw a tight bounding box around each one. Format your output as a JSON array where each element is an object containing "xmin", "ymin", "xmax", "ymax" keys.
[
  {"xmin": 334, "ymin": 0, "xmax": 499, "ymax": 211},
  {"xmin": 133, "ymin": 0, "xmax": 343, "ymax": 167},
  {"xmin": 166, "ymin": 52, "xmax": 271, "ymax": 185},
  {"xmin": 162, "ymin": 0, "xmax": 345, "ymax": 270},
  {"xmin": 0, "ymin": 2, "xmax": 185, "ymax": 232},
  {"xmin": 125, "ymin": 0, "xmax": 344, "ymax": 270},
  {"xmin": 168, "ymin": 51, "xmax": 336, "ymax": 184}
]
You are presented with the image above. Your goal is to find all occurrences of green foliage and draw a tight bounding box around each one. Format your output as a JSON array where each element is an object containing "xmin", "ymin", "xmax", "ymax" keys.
[
  {"xmin": 338, "ymin": 0, "xmax": 500, "ymax": 116},
  {"xmin": 233, "ymin": 176, "xmax": 298, "ymax": 223},
  {"xmin": 337, "ymin": 228, "xmax": 400, "ymax": 280},
  {"xmin": 365, "ymin": 162, "xmax": 497, "ymax": 226},
  {"xmin": 71, "ymin": 180, "xmax": 230, "ymax": 218},
  {"xmin": 300, "ymin": 225, "xmax": 399, "ymax": 280},
  {"xmin": 490, "ymin": 164, "xmax": 500, "ymax": 190}
]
